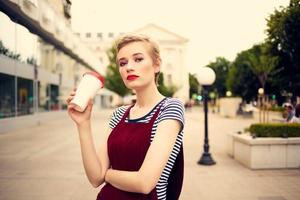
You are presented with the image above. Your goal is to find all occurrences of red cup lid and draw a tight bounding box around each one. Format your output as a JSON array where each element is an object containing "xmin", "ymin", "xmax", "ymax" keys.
[{"xmin": 83, "ymin": 71, "xmax": 105, "ymax": 88}]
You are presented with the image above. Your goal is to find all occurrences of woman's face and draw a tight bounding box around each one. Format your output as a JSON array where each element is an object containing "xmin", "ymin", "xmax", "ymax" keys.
[{"xmin": 117, "ymin": 42, "xmax": 159, "ymax": 90}]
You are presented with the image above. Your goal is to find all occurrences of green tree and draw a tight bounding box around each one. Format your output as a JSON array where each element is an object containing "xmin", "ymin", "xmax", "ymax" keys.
[
  {"xmin": 246, "ymin": 43, "xmax": 278, "ymax": 91},
  {"xmin": 188, "ymin": 73, "xmax": 199, "ymax": 99},
  {"xmin": 227, "ymin": 50, "xmax": 261, "ymax": 102},
  {"xmin": 157, "ymin": 73, "xmax": 177, "ymax": 97},
  {"xmin": 227, "ymin": 43, "xmax": 277, "ymax": 102},
  {"xmin": 265, "ymin": 0, "xmax": 300, "ymax": 100},
  {"xmin": 104, "ymin": 46, "xmax": 130, "ymax": 97},
  {"xmin": 206, "ymin": 57, "xmax": 231, "ymax": 97}
]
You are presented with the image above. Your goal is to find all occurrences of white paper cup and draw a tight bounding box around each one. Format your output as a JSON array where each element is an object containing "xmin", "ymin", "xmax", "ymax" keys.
[{"xmin": 70, "ymin": 71, "xmax": 104, "ymax": 112}]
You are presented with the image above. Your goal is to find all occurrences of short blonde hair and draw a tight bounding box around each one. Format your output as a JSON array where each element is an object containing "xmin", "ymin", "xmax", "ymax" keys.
[{"xmin": 115, "ymin": 34, "xmax": 162, "ymax": 85}]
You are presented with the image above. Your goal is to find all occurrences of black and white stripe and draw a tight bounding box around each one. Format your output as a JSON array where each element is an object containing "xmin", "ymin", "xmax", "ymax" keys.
[{"xmin": 108, "ymin": 97, "xmax": 185, "ymax": 200}]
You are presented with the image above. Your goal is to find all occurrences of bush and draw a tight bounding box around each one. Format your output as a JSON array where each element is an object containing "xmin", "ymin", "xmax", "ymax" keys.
[
  {"xmin": 268, "ymin": 106, "xmax": 284, "ymax": 112},
  {"xmin": 249, "ymin": 123, "xmax": 300, "ymax": 137}
]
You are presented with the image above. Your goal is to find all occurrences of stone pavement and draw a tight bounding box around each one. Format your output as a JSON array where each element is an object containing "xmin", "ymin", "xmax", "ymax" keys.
[{"xmin": 0, "ymin": 107, "xmax": 299, "ymax": 200}]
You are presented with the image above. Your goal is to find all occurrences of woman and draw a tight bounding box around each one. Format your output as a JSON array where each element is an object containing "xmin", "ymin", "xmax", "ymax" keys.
[{"xmin": 66, "ymin": 35, "xmax": 185, "ymax": 200}]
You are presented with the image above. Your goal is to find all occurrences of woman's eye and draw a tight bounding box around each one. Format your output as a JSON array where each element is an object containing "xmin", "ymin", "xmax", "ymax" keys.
[
  {"xmin": 135, "ymin": 57, "xmax": 143, "ymax": 63},
  {"xmin": 119, "ymin": 62, "xmax": 127, "ymax": 67}
]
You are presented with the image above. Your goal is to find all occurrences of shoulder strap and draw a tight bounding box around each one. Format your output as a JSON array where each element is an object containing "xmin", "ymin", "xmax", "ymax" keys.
[
  {"xmin": 119, "ymin": 104, "xmax": 135, "ymax": 123},
  {"xmin": 149, "ymin": 98, "xmax": 167, "ymax": 124}
]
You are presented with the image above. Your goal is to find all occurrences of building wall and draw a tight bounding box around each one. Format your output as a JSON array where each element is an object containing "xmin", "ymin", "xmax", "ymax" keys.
[
  {"xmin": 0, "ymin": 0, "xmax": 98, "ymax": 119},
  {"xmin": 48, "ymin": 0, "xmax": 70, "ymax": 23},
  {"xmin": 77, "ymin": 32, "xmax": 123, "ymax": 69},
  {"xmin": 160, "ymin": 44, "xmax": 189, "ymax": 103}
]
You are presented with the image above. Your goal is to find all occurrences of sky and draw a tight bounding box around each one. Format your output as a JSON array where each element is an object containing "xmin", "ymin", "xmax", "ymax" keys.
[{"xmin": 71, "ymin": 0, "xmax": 289, "ymax": 74}]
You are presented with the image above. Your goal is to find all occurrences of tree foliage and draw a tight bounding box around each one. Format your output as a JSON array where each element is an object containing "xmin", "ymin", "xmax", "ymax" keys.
[
  {"xmin": 188, "ymin": 73, "xmax": 199, "ymax": 98},
  {"xmin": 246, "ymin": 43, "xmax": 278, "ymax": 90},
  {"xmin": 104, "ymin": 46, "xmax": 130, "ymax": 97},
  {"xmin": 0, "ymin": 40, "xmax": 21, "ymax": 60},
  {"xmin": 227, "ymin": 50, "xmax": 261, "ymax": 102},
  {"xmin": 265, "ymin": 0, "xmax": 300, "ymax": 99},
  {"xmin": 157, "ymin": 73, "xmax": 177, "ymax": 97},
  {"xmin": 206, "ymin": 57, "xmax": 230, "ymax": 97},
  {"xmin": 227, "ymin": 43, "xmax": 278, "ymax": 102},
  {"xmin": 214, "ymin": 0, "xmax": 300, "ymax": 103}
]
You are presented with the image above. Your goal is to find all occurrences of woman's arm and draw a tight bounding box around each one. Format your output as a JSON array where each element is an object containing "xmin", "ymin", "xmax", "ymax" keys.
[
  {"xmin": 105, "ymin": 119, "xmax": 182, "ymax": 194},
  {"xmin": 67, "ymin": 88, "xmax": 111, "ymax": 188},
  {"xmin": 77, "ymin": 123, "xmax": 111, "ymax": 188}
]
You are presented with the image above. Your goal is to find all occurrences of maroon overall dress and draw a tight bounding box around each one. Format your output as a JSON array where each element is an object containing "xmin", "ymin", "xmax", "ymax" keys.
[{"xmin": 97, "ymin": 100, "xmax": 184, "ymax": 200}]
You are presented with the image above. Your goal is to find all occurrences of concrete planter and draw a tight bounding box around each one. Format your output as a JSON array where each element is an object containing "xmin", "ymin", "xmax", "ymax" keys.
[
  {"xmin": 227, "ymin": 133, "xmax": 300, "ymax": 169},
  {"xmin": 219, "ymin": 97, "xmax": 242, "ymax": 118}
]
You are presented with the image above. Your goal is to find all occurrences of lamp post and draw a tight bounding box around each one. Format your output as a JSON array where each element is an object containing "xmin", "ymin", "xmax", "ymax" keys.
[
  {"xmin": 258, "ymin": 88, "xmax": 269, "ymax": 123},
  {"xmin": 197, "ymin": 67, "xmax": 216, "ymax": 165}
]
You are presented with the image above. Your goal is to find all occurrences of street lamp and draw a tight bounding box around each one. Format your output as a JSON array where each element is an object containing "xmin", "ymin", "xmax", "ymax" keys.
[
  {"xmin": 197, "ymin": 67, "xmax": 216, "ymax": 165},
  {"xmin": 226, "ymin": 91, "xmax": 232, "ymax": 97},
  {"xmin": 258, "ymin": 88, "xmax": 264, "ymax": 96},
  {"xmin": 258, "ymin": 88, "xmax": 269, "ymax": 123}
]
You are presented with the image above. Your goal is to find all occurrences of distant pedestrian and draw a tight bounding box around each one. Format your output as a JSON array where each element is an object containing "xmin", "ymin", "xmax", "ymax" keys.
[
  {"xmin": 283, "ymin": 103, "xmax": 294, "ymax": 122},
  {"xmin": 290, "ymin": 104, "xmax": 300, "ymax": 123},
  {"xmin": 66, "ymin": 34, "xmax": 185, "ymax": 200}
]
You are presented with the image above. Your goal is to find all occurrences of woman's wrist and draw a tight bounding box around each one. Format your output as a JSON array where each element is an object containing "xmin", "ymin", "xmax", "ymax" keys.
[
  {"xmin": 76, "ymin": 121, "xmax": 92, "ymax": 134},
  {"xmin": 77, "ymin": 120, "xmax": 91, "ymax": 128},
  {"xmin": 105, "ymin": 168, "xmax": 111, "ymax": 183}
]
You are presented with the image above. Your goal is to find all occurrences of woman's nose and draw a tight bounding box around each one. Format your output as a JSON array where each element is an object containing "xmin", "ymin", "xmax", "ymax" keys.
[{"xmin": 126, "ymin": 62, "xmax": 135, "ymax": 72}]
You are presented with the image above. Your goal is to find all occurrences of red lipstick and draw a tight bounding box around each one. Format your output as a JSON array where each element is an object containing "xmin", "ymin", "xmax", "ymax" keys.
[{"xmin": 127, "ymin": 75, "xmax": 139, "ymax": 80}]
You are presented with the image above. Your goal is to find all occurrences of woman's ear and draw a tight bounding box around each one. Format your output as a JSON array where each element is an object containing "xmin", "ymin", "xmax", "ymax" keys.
[{"xmin": 154, "ymin": 58, "xmax": 161, "ymax": 73}]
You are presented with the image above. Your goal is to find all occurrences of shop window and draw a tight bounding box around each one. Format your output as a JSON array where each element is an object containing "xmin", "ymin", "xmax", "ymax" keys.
[
  {"xmin": 0, "ymin": 73, "xmax": 15, "ymax": 118},
  {"xmin": 17, "ymin": 77, "xmax": 33, "ymax": 116},
  {"xmin": 45, "ymin": 84, "xmax": 59, "ymax": 111}
]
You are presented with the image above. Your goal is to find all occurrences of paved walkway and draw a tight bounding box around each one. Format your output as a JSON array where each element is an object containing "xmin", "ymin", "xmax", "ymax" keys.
[{"xmin": 0, "ymin": 107, "xmax": 299, "ymax": 200}]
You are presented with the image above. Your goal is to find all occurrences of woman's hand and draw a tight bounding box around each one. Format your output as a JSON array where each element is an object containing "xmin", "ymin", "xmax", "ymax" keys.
[{"xmin": 66, "ymin": 88, "xmax": 93, "ymax": 126}]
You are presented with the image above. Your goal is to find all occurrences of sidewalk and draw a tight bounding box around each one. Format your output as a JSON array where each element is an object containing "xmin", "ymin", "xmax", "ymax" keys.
[{"xmin": 0, "ymin": 107, "xmax": 299, "ymax": 200}]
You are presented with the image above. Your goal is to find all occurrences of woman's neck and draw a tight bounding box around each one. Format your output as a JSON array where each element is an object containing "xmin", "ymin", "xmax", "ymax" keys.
[{"xmin": 134, "ymin": 83, "xmax": 164, "ymax": 108}]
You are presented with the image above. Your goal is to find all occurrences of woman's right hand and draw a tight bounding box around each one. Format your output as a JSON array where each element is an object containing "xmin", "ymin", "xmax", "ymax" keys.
[{"xmin": 66, "ymin": 88, "xmax": 94, "ymax": 126}]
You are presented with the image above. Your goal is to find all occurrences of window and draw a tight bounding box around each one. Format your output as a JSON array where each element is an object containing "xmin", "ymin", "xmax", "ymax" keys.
[
  {"xmin": 17, "ymin": 77, "xmax": 34, "ymax": 116},
  {"xmin": 108, "ymin": 33, "xmax": 114, "ymax": 38},
  {"xmin": 0, "ymin": 73, "xmax": 15, "ymax": 118},
  {"xmin": 86, "ymin": 32, "xmax": 91, "ymax": 38},
  {"xmin": 97, "ymin": 33, "xmax": 102, "ymax": 39},
  {"xmin": 45, "ymin": 84, "xmax": 59, "ymax": 111},
  {"xmin": 63, "ymin": 0, "xmax": 72, "ymax": 18}
]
